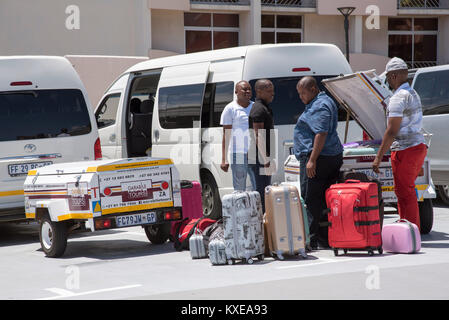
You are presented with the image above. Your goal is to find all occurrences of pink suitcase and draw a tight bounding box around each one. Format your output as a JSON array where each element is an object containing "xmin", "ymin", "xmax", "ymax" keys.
[
  {"xmin": 382, "ymin": 219, "xmax": 421, "ymax": 254},
  {"xmin": 180, "ymin": 180, "xmax": 203, "ymax": 219},
  {"xmin": 169, "ymin": 181, "xmax": 203, "ymax": 242}
]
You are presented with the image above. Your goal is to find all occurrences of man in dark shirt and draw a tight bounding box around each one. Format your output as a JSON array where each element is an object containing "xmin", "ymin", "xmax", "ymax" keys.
[{"xmin": 248, "ymin": 79, "xmax": 275, "ymax": 212}]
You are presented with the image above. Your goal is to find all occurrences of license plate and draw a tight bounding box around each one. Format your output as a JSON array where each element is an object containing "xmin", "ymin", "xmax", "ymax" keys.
[
  {"xmin": 352, "ymin": 167, "xmax": 393, "ymax": 180},
  {"xmin": 8, "ymin": 161, "xmax": 53, "ymax": 176},
  {"xmin": 115, "ymin": 212, "xmax": 156, "ymax": 228}
]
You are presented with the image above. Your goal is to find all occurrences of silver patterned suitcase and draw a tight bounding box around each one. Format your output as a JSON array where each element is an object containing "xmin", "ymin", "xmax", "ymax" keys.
[
  {"xmin": 222, "ymin": 191, "xmax": 265, "ymax": 265},
  {"xmin": 189, "ymin": 233, "xmax": 207, "ymax": 259},
  {"xmin": 208, "ymin": 238, "xmax": 227, "ymax": 265}
]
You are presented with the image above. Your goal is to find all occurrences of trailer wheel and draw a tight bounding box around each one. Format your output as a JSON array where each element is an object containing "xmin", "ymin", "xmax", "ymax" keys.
[
  {"xmin": 39, "ymin": 215, "xmax": 68, "ymax": 258},
  {"xmin": 419, "ymin": 199, "xmax": 434, "ymax": 234},
  {"xmin": 144, "ymin": 222, "xmax": 171, "ymax": 244}
]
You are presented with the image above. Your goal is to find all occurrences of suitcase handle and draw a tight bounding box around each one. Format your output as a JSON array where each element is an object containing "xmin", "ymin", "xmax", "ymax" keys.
[
  {"xmin": 345, "ymin": 179, "xmax": 361, "ymax": 184},
  {"xmin": 180, "ymin": 180, "xmax": 193, "ymax": 189}
]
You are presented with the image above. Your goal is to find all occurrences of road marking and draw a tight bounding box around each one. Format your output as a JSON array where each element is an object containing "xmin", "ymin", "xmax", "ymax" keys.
[
  {"xmin": 276, "ymin": 257, "xmax": 360, "ymax": 270},
  {"xmin": 37, "ymin": 284, "xmax": 142, "ymax": 300}
]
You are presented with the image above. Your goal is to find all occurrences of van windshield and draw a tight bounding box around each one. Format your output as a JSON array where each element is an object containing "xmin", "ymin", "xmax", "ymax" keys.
[
  {"xmin": 413, "ymin": 69, "xmax": 449, "ymax": 115},
  {"xmin": 0, "ymin": 89, "xmax": 91, "ymax": 142},
  {"xmin": 249, "ymin": 75, "xmax": 344, "ymax": 125}
]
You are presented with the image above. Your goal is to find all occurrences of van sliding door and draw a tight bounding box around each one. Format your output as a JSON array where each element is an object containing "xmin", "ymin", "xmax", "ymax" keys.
[{"xmin": 153, "ymin": 62, "xmax": 210, "ymax": 182}]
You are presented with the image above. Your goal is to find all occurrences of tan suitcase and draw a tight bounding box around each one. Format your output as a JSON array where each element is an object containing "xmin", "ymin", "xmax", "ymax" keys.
[{"xmin": 265, "ymin": 185, "xmax": 308, "ymax": 260}]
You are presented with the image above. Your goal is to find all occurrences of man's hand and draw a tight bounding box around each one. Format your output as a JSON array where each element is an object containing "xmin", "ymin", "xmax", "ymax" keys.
[
  {"xmin": 372, "ymin": 157, "xmax": 381, "ymax": 174},
  {"xmin": 264, "ymin": 159, "xmax": 277, "ymax": 175},
  {"xmin": 306, "ymin": 159, "xmax": 316, "ymax": 178},
  {"xmin": 220, "ymin": 162, "xmax": 229, "ymax": 172}
]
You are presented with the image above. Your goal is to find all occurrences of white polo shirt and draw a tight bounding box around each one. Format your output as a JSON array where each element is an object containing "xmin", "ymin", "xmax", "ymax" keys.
[
  {"xmin": 220, "ymin": 100, "xmax": 253, "ymax": 155},
  {"xmin": 387, "ymin": 82, "xmax": 425, "ymax": 151}
]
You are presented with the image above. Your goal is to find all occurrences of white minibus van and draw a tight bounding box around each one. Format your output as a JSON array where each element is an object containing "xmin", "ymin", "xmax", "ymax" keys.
[
  {"xmin": 95, "ymin": 44, "xmax": 352, "ymax": 219},
  {"xmin": 0, "ymin": 56, "xmax": 101, "ymax": 222}
]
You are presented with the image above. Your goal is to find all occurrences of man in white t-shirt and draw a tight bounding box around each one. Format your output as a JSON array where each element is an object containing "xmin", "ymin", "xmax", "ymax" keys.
[
  {"xmin": 372, "ymin": 57, "xmax": 427, "ymax": 231},
  {"xmin": 220, "ymin": 80, "xmax": 255, "ymax": 191}
]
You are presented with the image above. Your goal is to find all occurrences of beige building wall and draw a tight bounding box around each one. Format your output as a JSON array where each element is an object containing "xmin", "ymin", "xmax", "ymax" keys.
[
  {"xmin": 151, "ymin": 9, "xmax": 185, "ymax": 54},
  {"xmin": 303, "ymin": 14, "xmax": 346, "ymax": 53},
  {"xmin": 0, "ymin": 0, "xmax": 150, "ymax": 56},
  {"xmin": 363, "ymin": 16, "xmax": 389, "ymax": 57}
]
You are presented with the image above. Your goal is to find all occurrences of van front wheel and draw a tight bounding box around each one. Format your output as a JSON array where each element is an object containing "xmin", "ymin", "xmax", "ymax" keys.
[
  {"xmin": 39, "ymin": 216, "xmax": 68, "ymax": 258},
  {"xmin": 201, "ymin": 173, "xmax": 222, "ymax": 220}
]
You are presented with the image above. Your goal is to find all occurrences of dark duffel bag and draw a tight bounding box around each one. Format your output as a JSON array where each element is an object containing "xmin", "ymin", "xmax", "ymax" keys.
[{"xmin": 339, "ymin": 170, "xmax": 384, "ymax": 229}]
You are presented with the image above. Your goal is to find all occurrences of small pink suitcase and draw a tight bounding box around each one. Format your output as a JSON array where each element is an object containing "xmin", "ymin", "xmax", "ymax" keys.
[{"xmin": 382, "ymin": 219, "xmax": 421, "ymax": 254}]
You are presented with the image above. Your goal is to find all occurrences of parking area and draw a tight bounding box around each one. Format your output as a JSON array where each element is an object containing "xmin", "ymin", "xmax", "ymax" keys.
[{"xmin": 1, "ymin": 200, "xmax": 449, "ymax": 301}]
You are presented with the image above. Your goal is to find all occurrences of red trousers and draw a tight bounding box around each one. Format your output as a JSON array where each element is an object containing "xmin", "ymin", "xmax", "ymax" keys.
[{"xmin": 391, "ymin": 143, "xmax": 427, "ymax": 231}]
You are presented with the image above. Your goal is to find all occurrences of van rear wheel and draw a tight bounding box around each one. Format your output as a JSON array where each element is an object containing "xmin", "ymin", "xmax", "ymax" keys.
[
  {"xmin": 437, "ymin": 185, "xmax": 449, "ymax": 206},
  {"xmin": 201, "ymin": 172, "xmax": 222, "ymax": 220},
  {"xmin": 419, "ymin": 199, "xmax": 433, "ymax": 234},
  {"xmin": 39, "ymin": 215, "xmax": 68, "ymax": 258}
]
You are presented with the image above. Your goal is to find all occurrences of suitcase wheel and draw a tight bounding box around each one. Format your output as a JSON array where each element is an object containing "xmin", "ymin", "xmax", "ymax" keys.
[
  {"xmin": 333, "ymin": 249, "xmax": 339, "ymax": 256},
  {"xmin": 368, "ymin": 249, "xmax": 375, "ymax": 256},
  {"xmin": 247, "ymin": 258, "xmax": 254, "ymax": 265},
  {"xmin": 343, "ymin": 249, "xmax": 348, "ymax": 255},
  {"xmin": 227, "ymin": 259, "xmax": 235, "ymax": 265},
  {"xmin": 257, "ymin": 254, "xmax": 264, "ymax": 261},
  {"xmin": 378, "ymin": 247, "xmax": 383, "ymax": 255}
]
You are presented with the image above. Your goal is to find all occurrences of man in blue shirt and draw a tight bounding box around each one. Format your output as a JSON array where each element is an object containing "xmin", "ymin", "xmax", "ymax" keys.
[{"xmin": 294, "ymin": 77, "xmax": 343, "ymax": 250}]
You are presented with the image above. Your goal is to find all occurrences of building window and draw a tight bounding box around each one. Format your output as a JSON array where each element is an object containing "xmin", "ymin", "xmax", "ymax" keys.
[
  {"xmin": 388, "ymin": 17, "xmax": 438, "ymax": 69},
  {"xmin": 261, "ymin": 14, "xmax": 302, "ymax": 44},
  {"xmin": 184, "ymin": 13, "xmax": 239, "ymax": 54}
]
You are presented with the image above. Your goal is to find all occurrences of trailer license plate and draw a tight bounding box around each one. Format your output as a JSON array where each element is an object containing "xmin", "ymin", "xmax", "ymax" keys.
[
  {"xmin": 116, "ymin": 212, "xmax": 156, "ymax": 228},
  {"xmin": 8, "ymin": 161, "xmax": 53, "ymax": 176}
]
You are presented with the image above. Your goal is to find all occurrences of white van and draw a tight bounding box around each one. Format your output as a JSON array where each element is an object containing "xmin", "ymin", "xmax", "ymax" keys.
[
  {"xmin": 94, "ymin": 44, "xmax": 352, "ymax": 219},
  {"xmin": 0, "ymin": 56, "xmax": 101, "ymax": 222},
  {"xmin": 411, "ymin": 64, "xmax": 449, "ymax": 204}
]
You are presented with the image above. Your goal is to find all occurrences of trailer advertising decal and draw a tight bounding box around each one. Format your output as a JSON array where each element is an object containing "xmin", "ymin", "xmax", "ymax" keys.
[{"xmin": 99, "ymin": 166, "xmax": 172, "ymax": 213}]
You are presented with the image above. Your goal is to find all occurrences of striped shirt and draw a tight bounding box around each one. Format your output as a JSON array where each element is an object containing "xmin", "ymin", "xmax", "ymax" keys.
[{"xmin": 387, "ymin": 82, "xmax": 425, "ymax": 151}]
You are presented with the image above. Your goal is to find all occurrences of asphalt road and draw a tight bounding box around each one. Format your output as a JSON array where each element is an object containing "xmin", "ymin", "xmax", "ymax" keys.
[{"xmin": 1, "ymin": 199, "xmax": 449, "ymax": 301}]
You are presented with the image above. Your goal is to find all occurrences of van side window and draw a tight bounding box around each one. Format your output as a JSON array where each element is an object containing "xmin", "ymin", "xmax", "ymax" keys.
[
  {"xmin": 201, "ymin": 81, "xmax": 234, "ymax": 128},
  {"xmin": 414, "ymin": 70, "xmax": 449, "ymax": 115},
  {"xmin": 158, "ymin": 84, "xmax": 204, "ymax": 129},
  {"xmin": 249, "ymin": 76, "xmax": 344, "ymax": 125},
  {"xmin": 96, "ymin": 93, "xmax": 121, "ymax": 128},
  {"xmin": 213, "ymin": 81, "xmax": 234, "ymax": 127}
]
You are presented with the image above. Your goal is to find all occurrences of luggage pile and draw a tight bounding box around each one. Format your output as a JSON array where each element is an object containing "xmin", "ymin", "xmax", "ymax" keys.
[
  {"xmin": 282, "ymin": 155, "xmax": 422, "ymax": 257},
  {"xmin": 174, "ymin": 174, "xmax": 421, "ymax": 267}
]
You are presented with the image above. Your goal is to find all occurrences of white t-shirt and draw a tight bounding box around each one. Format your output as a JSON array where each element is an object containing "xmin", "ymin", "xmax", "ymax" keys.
[
  {"xmin": 387, "ymin": 82, "xmax": 425, "ymax": 151},
  {"xmin": 220, "ymin": 100, "xmax": 253, "ymax": 154}
]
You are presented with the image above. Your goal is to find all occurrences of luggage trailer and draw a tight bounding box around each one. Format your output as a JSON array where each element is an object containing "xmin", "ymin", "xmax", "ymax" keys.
[{"xmin": 24, "ymin": 157, "xmax": 183, "ymax": 257}]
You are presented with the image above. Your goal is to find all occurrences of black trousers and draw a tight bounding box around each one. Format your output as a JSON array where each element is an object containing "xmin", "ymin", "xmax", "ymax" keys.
[{"xmin": 299, "ymin": 153, "xmax": 343, "ymax": 244}]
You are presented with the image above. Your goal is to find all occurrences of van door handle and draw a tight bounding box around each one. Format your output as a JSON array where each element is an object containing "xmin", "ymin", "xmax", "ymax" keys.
[
  {"xmin": 109, "ymin": 134, "xmax": 116, "ymax": 142},
  {"xmin": 154, "ymin": 130, "xmax": 160, "ymax": 142}
]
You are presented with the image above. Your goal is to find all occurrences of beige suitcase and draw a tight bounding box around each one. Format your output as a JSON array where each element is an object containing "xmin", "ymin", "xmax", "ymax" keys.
[{"xmin": 265, "ymin": 185, "xmax": 308, "ymax": 260}]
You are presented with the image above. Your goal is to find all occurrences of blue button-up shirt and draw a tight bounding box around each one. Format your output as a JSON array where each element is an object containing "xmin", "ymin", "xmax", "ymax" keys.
[{"xmin": 294, "ymin": 92, "xmax": 343, "ymax": 159}]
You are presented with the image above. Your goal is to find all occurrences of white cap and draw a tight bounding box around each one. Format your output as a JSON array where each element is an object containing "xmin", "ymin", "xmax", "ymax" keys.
[{"xmin": 385, "ymin": 57, "xmax": 408, "ymax": 73}]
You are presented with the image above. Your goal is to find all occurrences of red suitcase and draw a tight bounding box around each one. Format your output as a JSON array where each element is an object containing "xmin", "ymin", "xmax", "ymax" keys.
[{"xmin": 325, "ymin": 180, "xmax": 383, "ymax": 256}]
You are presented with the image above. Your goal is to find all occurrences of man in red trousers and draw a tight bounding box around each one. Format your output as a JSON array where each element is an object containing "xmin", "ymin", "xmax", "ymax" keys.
[{"xmin": 372, "ymin": 57, "xmax": 427, "ymax": 232}]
